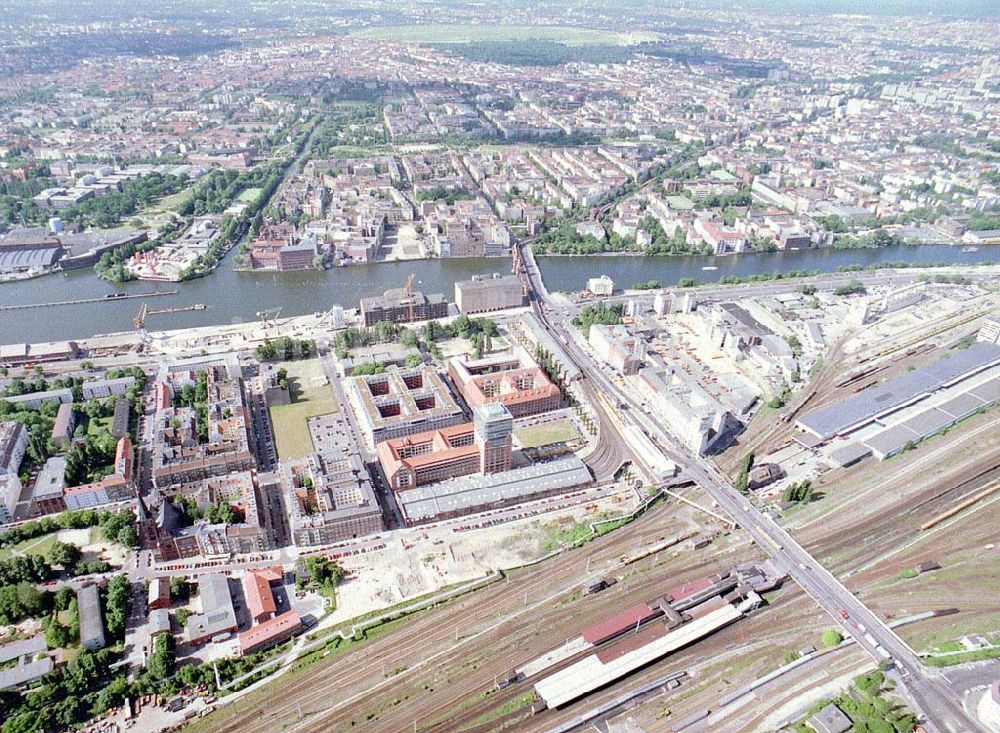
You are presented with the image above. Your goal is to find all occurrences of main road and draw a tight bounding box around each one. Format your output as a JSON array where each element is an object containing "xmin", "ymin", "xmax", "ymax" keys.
[{"xmin": 515, "ymin": 241, "xmax": 985, "ymax": 733}]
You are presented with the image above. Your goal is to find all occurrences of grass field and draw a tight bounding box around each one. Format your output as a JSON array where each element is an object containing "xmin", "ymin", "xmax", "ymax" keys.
[
  {"xmin": 87, "ymin": 416, "xmax": 113, "ymax": 438},
  {"xmin": 145, "ymin": 187, "xmax": 194, "ymax": 214},
  {"xmin": 515, "ymin": 419, "xmax": 580, "ymax": 449},
  {"xmin": 666, "ymin": 195, "xmax": 695, "ymax": 210},
  {"xmin": 238, "ymin": 187, "xmax": 262, "ymax": 204},
  {"xmin": 268, "ymin": 359, "xmax": 339, "ymax": 461},
  {"xmin": 0, "ymin": 533, "xmax": 58, "ymax": 561},
  {"xmin": 351, "ymin": 25, "xmax": 658, "ymax": 46}
]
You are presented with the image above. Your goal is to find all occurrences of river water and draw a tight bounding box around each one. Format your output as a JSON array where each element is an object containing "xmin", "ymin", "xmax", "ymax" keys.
[{"xmin": 0, "ymin": 244, "xmax": 995, "ymax": 344}]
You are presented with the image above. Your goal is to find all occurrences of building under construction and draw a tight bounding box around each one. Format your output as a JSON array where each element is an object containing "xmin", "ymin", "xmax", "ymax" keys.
[{"xmin": 360, "ymin": 285, "xmax": 448, "ymax": 327}]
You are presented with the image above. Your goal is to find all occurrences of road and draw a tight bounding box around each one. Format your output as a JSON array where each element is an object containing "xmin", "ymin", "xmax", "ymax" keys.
[{"xmin": 515, "ymin": 241, "xmax": 986, "ymax": 733}]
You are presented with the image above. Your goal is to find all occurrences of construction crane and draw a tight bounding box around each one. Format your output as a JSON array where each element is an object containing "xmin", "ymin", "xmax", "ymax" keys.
[
  {"xmin": 133, "ymin": 302, "xmax": 148, "ymax": 330},
  {"xmin": 405, "ymin": 273, "xmax": 415, "ymax": 322},
  {"xmin": 256, "ymin": 307, "xmax": 282, "ymax": 325}
]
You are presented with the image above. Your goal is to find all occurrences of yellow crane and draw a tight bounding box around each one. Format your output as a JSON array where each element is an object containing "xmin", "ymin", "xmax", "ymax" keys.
[{"xmin": 133, "ymin": 302, "xmax": 148, "ymax": 330}]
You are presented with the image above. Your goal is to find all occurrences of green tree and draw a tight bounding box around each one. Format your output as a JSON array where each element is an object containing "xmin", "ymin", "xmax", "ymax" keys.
[{"xmin": 821, "ymin": 629, "xmax": 843, "ymax": 648}]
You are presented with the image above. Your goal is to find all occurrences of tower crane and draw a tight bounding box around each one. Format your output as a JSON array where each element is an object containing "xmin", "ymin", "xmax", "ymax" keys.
[{"xmin": 405, "ymin": 272, "xmax": 415, "ymax": 322}]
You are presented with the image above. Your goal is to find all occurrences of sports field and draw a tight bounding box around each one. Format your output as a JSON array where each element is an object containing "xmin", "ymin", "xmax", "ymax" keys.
[{"xmin": 351, "ymin": 25, "xmax": 658, "ymax": 47}]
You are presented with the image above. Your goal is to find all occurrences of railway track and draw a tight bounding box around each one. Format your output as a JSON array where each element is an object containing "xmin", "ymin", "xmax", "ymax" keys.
[
  {"xmin": 413, "ymin": 555, "xmax": 732, "ymax": 733},
  {"xmin": 800, "ymin": 442, "xmax": 1000, "ymax": 575},
  {"xmin": 198, "ymin": 501, "xmax": 716, "ymax": 733}
]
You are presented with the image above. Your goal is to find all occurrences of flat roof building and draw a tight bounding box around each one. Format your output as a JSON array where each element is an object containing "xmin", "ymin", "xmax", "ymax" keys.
[
  {"xmin": 454, "ymin": 274, "xmax": 525, "ymax": 314},
  {"xmin": 396, "ymin": 455, "xmax": 592, "ymax": 525},
  {"xmin": 187, "ymin": 574, "xmax": 238, "ymax": 644},
  {"xmin": 589, "ymin": 324, "xmax": 643, "ymax": 376},
  {"xmin": 82, "ymin": 376, "xmax": 136, "ymax": 400},
  {"xmin": 345, "ymin": 364, "xmax": 465, "ymax": 446},
  {"xmin": 31, "ymin": 456, "xmax": 66, "ymax": 516},
  {"xmin": 3, "ymin": 388, "xmax": 73, "ymax": 410},
  {"xmin": 808, "ymin": 703, "xmax": 852, "ymax": 733},
  {"xmin": 797, "ymin": 342, "xmax": 1000, "ymax": 440},
  {"xmin": 0, "ymin": 341, "xmax": 78, "ymax": 367}
]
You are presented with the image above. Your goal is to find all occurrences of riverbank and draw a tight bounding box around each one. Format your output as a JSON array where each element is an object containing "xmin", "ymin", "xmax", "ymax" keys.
[{"xmin": 0, "ymin": 244, "xmax": 996, "ymax": 344}]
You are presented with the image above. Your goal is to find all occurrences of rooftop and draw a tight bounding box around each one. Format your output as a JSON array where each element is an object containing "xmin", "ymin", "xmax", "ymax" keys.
[{"xmin": 396, "ymin": 455, "xmax": 591, "ymax": 524}]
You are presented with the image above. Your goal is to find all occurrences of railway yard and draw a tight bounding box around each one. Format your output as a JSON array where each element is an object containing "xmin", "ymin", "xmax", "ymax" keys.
[{"xmin": 176, "ymin": 273, "xmax": 1000, "ymax": 733}]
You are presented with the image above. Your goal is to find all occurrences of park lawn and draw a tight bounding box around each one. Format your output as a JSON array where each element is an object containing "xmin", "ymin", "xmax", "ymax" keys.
[
  {"xmin": 269, "ymin": 385, "xmax": 339, "ymax": 461},
  {"xmin": 515, "ymin": 419, "xmax": 580, "ymax": 449},
  {"xmin": 237, "ymin": 187, "xmax": 263, "ymax": 204},
  {"xmin": 87, "ymin": 416, "xmax": 114, "ymax": 438},
  {"xmin": 351, "ymin": 25, "xmax": 658, "ymax": 46},
  {"xmin": 0, "ymin": 533, "xmax": 59, "ymax": 561},
  {"xmin": 146, "ymin": 187, "xmax": 194, "ymax": 214}
]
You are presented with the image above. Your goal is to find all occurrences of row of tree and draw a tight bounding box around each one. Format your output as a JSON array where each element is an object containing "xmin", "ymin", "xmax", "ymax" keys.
[{"xmin": 255, "ymin": 337, "xmax": 315, "ymax": 362}]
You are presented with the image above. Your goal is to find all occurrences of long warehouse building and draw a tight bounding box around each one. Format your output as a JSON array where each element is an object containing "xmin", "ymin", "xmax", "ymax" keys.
[{"xmin": 796, "ymin": 342, "xmax": 1000, "ymax": 440}]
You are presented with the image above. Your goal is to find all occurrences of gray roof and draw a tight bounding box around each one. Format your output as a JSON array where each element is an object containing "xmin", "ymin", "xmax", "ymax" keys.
[
  {"xmin": 809, "ymin": 703, "xmax": 852, "ymax": 733},
  {"xmin": 520, "ymin": 313, "xmax": 582, "ymax": 382},
  {"xmin": 398, "ymin": 456, "xmax": 592, "ymax": 523},
  {"xmin": 0, "ymin": 635, "xmax": 45, "ymax": 664},
  {"xmin": 0, "ymin": 247, "xmax": 61, "ymax": 272},
  {"xmin": 0, "ymin": 658, "xmax": 52, "ymax": 689},
  {"xmin": 898, "ymin": 407, "xmax": 954, "ymax": 440},
  {"xmin": 149, "ymin": 608, "xmax": 172, "ymax": 635},
  {"xmin": 187, "ymin": 574, "xmax": 237, "ymax": 640},
  {"xmin": 969, "ymin": 375, "xmax": 1000, "ymax": 404},
  {"xmin": 936, "ymin": 391, "xmax": 987, "ymax": 420},
  {"xmin": 797, "ymin": 342, "xmax": 1000, "ymax": 439},
  {"xmin": 77, "ymin": 584, "xmax": 106, "ymax": 650},
  {"xmin": 4, "ymin": 388, "xmax": 74, "ymax": 405},
  {"xmin": 863, "ymin": 424, "xmax": 921, "ymax": 459},
  {"xmin": 32, "ymin": 456, "xmax": 66, "ymax": 500},
  {"xmin": 828, "ymin": 441, "xmax": 871, "ymax": 467}
]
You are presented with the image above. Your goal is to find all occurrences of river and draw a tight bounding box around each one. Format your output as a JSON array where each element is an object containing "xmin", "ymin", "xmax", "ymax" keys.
[{"xmin": 0, "ymin": 244, "xmax": 995, "ymax": 344}]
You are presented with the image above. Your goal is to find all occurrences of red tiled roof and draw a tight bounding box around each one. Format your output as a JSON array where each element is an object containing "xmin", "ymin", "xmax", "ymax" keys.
[
  {"xmin": 238, "ymin": 610, "xmax": 301, "ymax": 653},
  {"xmin": 244, "ymin": 571, "xmax": 276, "ymax": 620}
]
